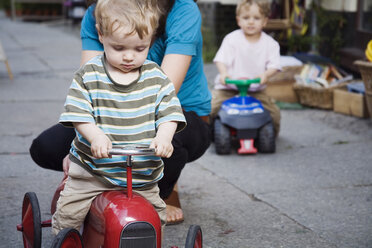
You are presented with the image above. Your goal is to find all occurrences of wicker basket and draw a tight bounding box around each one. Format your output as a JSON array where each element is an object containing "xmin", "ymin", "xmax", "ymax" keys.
[
  {"xmin": 293, "ymin": 83, "xmax": 347, "ymax": 109},
  {"xmin": 354, "ymin": 60, "xmax": 372, "ymax": 119}
]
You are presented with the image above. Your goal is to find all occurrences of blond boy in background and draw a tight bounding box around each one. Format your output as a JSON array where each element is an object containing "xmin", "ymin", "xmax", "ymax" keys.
[{"xmin": 211, "ymin": 0, "xmax": 281, "ymax": 135}]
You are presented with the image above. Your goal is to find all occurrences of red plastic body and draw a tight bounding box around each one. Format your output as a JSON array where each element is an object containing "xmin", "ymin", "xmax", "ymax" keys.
[
  {"xmin": 18, "ymin": 151, "xmax": 162, "ymax": 248},
  {"xmin": 82, "ymin": 190, "xmax": 162, "ymax": 248}
]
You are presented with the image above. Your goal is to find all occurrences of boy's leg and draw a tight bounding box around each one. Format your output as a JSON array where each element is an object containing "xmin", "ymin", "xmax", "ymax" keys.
[
  {"xmin": 52, "ymin": 162, "xmax": 109, "ymax": 235},
  {"xmin": 211, "ymin": 89, "xmax": 237, "ymax": 119},
  {"xmin": 134, "ymin": 184, "xmax": 167, "ymax": 228},
  {"xmin": 159, "ymin": 110, "xmax": 211, "ymax": 224},
  {"xmin": 250, "ymin": 89, "xmax": 281, "ymax": 135}
]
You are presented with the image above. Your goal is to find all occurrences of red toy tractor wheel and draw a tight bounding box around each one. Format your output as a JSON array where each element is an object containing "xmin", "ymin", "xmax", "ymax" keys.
[
  {"xmin": 21, "ymin": 192, "xmax": 42, "ymax": 248},
  {"xmin": 185, "ymin": 225, "xmax": 202, "ymax": 248},
  {"xmin": 51, "ymin": 228, "xmax": 83, "ymax": 248}
]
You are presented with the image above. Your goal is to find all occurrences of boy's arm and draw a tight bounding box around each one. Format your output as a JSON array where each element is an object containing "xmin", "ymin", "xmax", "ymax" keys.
[
  {"xmin": 260, "ymin": 68, "xmax": 279, "ymax": 84},
  {"xmin": 150, "ymin": 121, "xmax": 178, "ymax": 158},
  {"xmin": 73, "ymin": 122, "xmax": 112, "ymax": 158},
  {"xmin": 215, "ymin": 61, "xmax": 229, "ymax": 85}
]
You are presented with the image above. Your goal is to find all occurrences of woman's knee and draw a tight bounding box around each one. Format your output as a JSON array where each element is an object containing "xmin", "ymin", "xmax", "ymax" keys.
[
  {"xmin": 29, "ymin": 124, "xmax": 74, "ymax": 171},
  {"xmin": 29, "ymin": 136, "xmax": 52, "ymax": 169}
]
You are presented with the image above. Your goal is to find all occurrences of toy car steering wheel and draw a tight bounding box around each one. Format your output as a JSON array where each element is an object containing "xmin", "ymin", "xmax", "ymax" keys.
[
  {"xmin": 109, "ymin": 144, "xmax": 156, "ymax": 156},
  {"xmin": 225, "ymin": 78, "xmax": 260, "ymax": 96}
]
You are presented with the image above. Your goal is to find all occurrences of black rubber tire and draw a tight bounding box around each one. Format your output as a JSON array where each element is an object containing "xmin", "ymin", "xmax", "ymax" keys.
[
  {"xmin": 214, "ymin": 118, "xmax": 231, "ymax": 154},
  {"xmin": 51, "ymin": 228, "xmax": 84, "ymax": 248},
  {"xmin": 257, "ymin": 122, "xmax": 276, "ymax": 153},
  {"xmin": 185, "ymin": 225, "xmax": 202, "ymax": 248},
  {"xmin": 22, "ymin": 192, "xmax": 41, "ymax": 248}
]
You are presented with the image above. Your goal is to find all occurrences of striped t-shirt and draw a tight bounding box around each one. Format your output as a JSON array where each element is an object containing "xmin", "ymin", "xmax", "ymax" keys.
[{"xmin": 60, "ymin": 55, "xmax": 186, "ymax": 188}]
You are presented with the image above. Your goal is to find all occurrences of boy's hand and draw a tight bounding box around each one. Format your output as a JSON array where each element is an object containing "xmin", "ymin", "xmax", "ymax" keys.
[
  {"xmin": 259, "ymin": 74, "xmax": 268, "ymax": 84},
  {"xmin": 220, "ymin": 73, "xmax": 229, "ymax": 85},
  {"xmin": 215, "ymin": 62, "xmax": 229, "ymax": 85},
  {"xmin": 150, "ymin": 137, "xmax": 173, "ymax": 158},
  {"xmin": 260, "ymin": 68, "xmax": 278, "ymax": 85},
  {"xmin": 73, "ymin": 122, "xmax": 112, "ymax": 159},
  {"xmin": 90, "ymin": 134, "xmax": 112, "ymax": 158},
  {"xmin": 150, "ymin": 122, "xmax": 177, "ymax": 158},
  {"xmin": 62, "ymin": 155, "xmax": 71, "ymax": 177}
]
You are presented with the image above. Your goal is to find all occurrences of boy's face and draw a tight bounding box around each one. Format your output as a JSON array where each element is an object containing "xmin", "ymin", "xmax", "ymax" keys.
[
  {"xmin": 98, "ymin": 24, "xmax": 152, "ymax": 73},
  {"xmin": 237, "ymin": 4, "xmax": 268, "ymax": 38}
]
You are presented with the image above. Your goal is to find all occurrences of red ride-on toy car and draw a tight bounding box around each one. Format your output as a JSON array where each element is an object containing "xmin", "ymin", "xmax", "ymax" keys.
[{"xmin": 17, "ymin": 144, "xmax": 203, "ymax": 248}]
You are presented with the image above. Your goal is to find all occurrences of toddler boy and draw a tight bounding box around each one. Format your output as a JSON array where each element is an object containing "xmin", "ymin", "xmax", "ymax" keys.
[{"xmin": 52, "ymin": 0, "xmax": 186, "ymax": 234}]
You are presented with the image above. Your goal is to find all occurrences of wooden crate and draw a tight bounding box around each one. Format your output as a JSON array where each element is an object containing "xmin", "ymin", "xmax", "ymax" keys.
[
  {"xmin": 354, "ymin": 60, "xmax": 372, "ymax": 120},
  {"xmin": 333, "ymin": 86, "xmax": 369, "ymax": 118},
  {"xmin": 266, "ymin": 66, "xmax": 302, "ymax": 103}
]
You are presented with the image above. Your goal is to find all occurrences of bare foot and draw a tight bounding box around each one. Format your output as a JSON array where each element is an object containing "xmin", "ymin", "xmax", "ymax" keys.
[
  {"xmin": 164, "ymin": 183, "xmax": 184, "ymax": 225},
  {"xmin": 166, "ymin": 204, "xmax": 184, "ymax": 224}
]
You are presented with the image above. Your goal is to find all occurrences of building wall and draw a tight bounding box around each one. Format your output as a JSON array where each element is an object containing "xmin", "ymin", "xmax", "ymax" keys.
[
  {"xmin": 306, "ymin": 0, "xmax": 357, "ymax": 12},
  {"xmin": 198, "ymin": 2, "xmax": 238, "ymax": 47},
  {"xmin": 198, "ymin": 0, "xmax": 358, "ymax": 12}
]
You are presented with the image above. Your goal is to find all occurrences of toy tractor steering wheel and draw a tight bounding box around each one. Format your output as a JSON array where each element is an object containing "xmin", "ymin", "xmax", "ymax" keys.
[
  {"xmin": 225, "ymin": 78, "xmax": 260, "ymax": 96},
  {"xmin": 109, "ymin": 144, "xmax": 156, "ymax": 156}
]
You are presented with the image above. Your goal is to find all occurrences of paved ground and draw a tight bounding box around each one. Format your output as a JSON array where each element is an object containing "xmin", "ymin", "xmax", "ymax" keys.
[{"xmin": 1, "ymin": 13, "xmax": 372, "ymax": 248}]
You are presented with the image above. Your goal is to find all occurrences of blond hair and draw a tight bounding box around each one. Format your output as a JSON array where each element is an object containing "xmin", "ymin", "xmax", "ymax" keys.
[
  {"xmin": 236, "ymin": 0, "xmax": 271, "ymax": 17},
  {"xmin": 95, "ymin": 0, "xmax": 161, "ymax": 39}
]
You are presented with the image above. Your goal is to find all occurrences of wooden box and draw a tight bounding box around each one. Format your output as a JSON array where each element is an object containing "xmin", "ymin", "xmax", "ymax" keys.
[
  {"xmin": 333, "ymin": 87, "xmax": 369, "ymax": 118},
  {"xmin": 266, "ymin": 66, "xmax": 302, "ymax": 103}
]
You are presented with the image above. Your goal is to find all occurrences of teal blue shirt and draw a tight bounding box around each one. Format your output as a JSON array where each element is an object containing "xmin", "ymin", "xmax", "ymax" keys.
[{"xmin": 80, "ymin": 0, "xmax": 211, "ymax": 116}]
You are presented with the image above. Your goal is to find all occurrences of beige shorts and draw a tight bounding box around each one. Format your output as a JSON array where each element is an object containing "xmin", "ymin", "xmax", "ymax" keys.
[{"xmin": 52, "ymin": 161, "xmax": 166, "ymax": 235}]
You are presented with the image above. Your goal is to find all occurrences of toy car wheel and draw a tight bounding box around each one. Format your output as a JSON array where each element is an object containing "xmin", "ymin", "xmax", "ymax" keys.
[
  {"xmin": 256, "ymin": 122, "xmax": 275, "ymax": 153},
  {"xmin": 214, "ymin": 118, "xmax": 231, "ymax": 154},
  {"xmin": 185, "ymin": 225, "xmax": 202, "ymax": 248},
  {"xmin": 21, "ymin": 192, "xmax": 42, "ymax": 248},
  {"xmin": 51, "ymin": 228, "xmax": 83, "ymax": 248}
]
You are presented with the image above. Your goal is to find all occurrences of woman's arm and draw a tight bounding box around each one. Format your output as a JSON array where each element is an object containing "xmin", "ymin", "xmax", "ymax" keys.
[
  {"xmin": 160, "ymin": 54, "xmax": 192, "ymax": 94},
  {"xmin": 80, "ymin": 50, "xmax": 103, "ymax": 66}
]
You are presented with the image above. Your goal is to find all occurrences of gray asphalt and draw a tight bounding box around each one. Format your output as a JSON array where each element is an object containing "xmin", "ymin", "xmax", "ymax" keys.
[{"xmin": 1, "ymin": 12, "xmax": 372, "ymax": 248}]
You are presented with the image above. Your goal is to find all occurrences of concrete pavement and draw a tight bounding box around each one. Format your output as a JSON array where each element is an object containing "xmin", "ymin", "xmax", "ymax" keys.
[{"xmin": 1, "ymin": 12, "xmax": 372, "ymax": 248}]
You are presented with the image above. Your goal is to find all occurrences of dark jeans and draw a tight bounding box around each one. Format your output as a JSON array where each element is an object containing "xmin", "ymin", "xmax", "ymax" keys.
[{"xmin": 29, "ymin": 111, "xmax": 211, "ymax": 199}]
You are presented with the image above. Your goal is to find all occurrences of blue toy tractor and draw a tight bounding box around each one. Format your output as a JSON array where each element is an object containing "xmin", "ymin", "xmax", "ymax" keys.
[{"xmin": 213, "ymin": 78, "xmax": 276, "ymax": 155}]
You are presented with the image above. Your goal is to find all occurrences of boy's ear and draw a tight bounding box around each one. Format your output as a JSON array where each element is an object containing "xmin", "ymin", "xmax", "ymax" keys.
[
  {"xmin": 96, "ymin": 24, "xmax": 103, "ymax": 43},
  {"xmin": 236, "ymin": 16, "xmax": 241, "ymax": 28},
  {"xmin": 262, "ymin": 17, "xmax": 268, "ymax": 27}
]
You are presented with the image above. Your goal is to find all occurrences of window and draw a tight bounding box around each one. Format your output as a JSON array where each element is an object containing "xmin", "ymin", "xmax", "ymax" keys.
[{"xmin": 358, "ymin": 0, "xmax": 372, "ymax": 33}]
